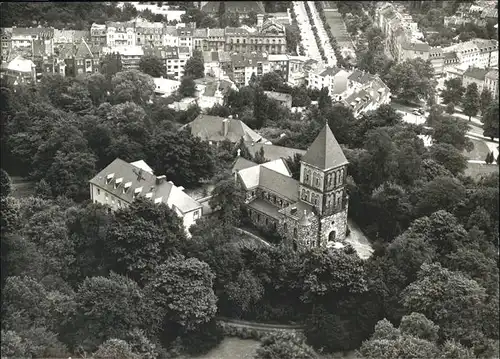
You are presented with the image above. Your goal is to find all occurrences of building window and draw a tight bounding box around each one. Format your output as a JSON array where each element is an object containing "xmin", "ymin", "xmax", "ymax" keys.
[
  {"xmin": 293, "ymin": 228, "xmax": 298, "ymax": 238},
  {"xmin": 105, "ymin": 193, "xmax": 108, "ymax": 202},
  {"xmin": 194, "ymin": 210, "xmax": 200, "ymax": 219},
  {"xmin": 97, "ymin": 188, "xmax": 100, "ymax": 195},
  {"xmin": 284, "ymin": 222, "xmax": 288, "ymax": 232},
  {"xmin": 118, "ymin": 200, "xmax": 121, "ymax": 208}
]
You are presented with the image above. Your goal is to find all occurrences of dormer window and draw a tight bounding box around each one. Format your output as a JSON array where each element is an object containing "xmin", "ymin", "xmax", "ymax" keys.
[
  {"xmin": 114, "ymin": 177, "xmax": 123, "ymax": 189},
  {"xmin": 106, "ymin": 173, "xmax": 115, "ymax": 184},
  {"xmin": 154, "ymin": 197, "xmax": 163, "ymax": 204},
  {"xmin": 133, "ymin": 187, "xmax": 143, "ymax": 199},
  {"xmin": 123, "ymin": 182, "xmax": 132, "ymax": 193}
]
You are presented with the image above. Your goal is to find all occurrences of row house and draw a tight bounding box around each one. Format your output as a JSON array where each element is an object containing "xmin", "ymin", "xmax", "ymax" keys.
[
  {"xmin": 53, "ymin": 29, "xmax": 90, "ymax": 44},
  {"xmin": 89, "ymin": 158, "xmax": 203, "ymax": 236},
  {"xmin": 143, "ymin": 45, "xmax": 190, "ymax": 80},
  {"xmin": 106, "ymin": 21, "xmax": 136, "ymax": 47},
  {"xmin": 90, "ymin": 24, "xmax": 107, "ymax": 47},
  {"xmin": 56, "ymin": 39, "xmax": 99, "ymax": 77},
  {"xmin": 443, "ymin": 39, "xmax": 498, "ymax": 69},
  {"xmin": 163, "ymin": 26, "xmax": 179, "ymax": 47},
  {"xmin": 103, "ymin": 45, "xmax": 143, "ymax": 70},
  {"xmin": 1, "ymin": 27, "xmax": 55, "ymax": 62},
  {"xmin": 226, "ymin": 20, "xmax": 287, "ymax": 54},
  {"xmin": 135, "ymin": 21, "xmax": 164, "ymax": 47},
  {"xmin": 484, "ymin": 69, "xmax": 499, "ymax": 99},
  {"xmin": 177, "ymin": 26, "xmax": 194, "ymax": 52},
  {"xmin": 229, "ymin": 52, "xmax": 271, "ymax": 87},
  {"xmin": 193, "ymin": 28, "xmax": 226, "ymax": 52}
]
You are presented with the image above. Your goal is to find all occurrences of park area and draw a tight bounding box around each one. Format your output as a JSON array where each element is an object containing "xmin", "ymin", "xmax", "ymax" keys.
[{"xmin": 320, "ymin": 1, "xmax": 355, "ymax": 50}]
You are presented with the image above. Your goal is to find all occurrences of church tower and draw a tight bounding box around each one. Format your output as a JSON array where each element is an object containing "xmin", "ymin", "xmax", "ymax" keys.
[{"xmin": 298, "ymin": 124, "xmax": 349, "ymax": 246}]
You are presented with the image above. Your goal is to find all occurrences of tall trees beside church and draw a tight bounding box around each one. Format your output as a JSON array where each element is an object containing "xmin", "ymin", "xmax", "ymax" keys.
[{"xmin": 482, "ymin": 101, "xmax": 499, "ymax": 140}]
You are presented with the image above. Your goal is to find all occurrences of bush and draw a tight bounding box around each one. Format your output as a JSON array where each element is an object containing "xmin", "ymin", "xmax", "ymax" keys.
[{"xmin": 180, "ymin": 320, "xmax": 224, "ymax": 356}]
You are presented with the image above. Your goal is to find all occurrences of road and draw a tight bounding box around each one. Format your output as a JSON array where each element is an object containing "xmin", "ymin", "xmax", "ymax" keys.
[
  {"xmin": 390, "ymin": 101, "xmax": 499, "ymax": 162},
  {"xmin": 293, "ymin": 1, "xmax": 322, "ymax": 63},
  {"xmin": 307, "ymin": 1, "xmax": 337, "ymax": 66}
]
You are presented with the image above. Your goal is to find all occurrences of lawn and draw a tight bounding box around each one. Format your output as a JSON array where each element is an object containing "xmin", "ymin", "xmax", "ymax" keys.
[
  {"xmin": 464, "ymin": 138, "xmax": 491, "ymax": 161},
  {"xmin": 188, "ymin": 338, "xmax": 260, "ymax": 359},
  {"xmin": 464, "ymin": 162, "xmax": 499, "ymax": 180}
]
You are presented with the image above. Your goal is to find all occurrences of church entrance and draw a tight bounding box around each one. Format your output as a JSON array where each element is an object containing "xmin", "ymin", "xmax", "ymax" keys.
[{"xmin": 328, "ymin": 230, "xmax": 336, "ymax": 242}]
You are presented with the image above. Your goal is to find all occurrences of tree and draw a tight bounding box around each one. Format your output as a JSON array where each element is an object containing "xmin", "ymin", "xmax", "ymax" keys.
[
  {"xmin": 260, "ymin": 71, "xmax": 285, "ymax": 91},
  {"xmin": 83, "ymin": 73, "xmax": 110, "ymax": 106},
  {"xmin": 480, "ymin": 88, "xmax": 493, "ymax": 115},
  {"xmin": 209, "ymin": 179, "xmax": 244, "ymax": 226},
  {"xmin": 399, "ymin": 312, "xmax": 440, "ymax": 342},
  {"xmin": 184, "ymin": 50, "xmax": 204, "ymax": 79},
  {"xmin": 482, "ymin": 101, "xmax": 499, "ymax": 140},
  {"xmin": 441, "ymin": 77, "xmax": 465, "ymax": 105},
  {"xmin": 0, "ymin": 168, "xmax": 12, "ymax": 198},
  {"xmin": 178, "ymin": 76, "xmax": 196, "ymax": 97},
  {"xmin": 432, "ymin": 115, "xmax": 472, "ymax": 151},
  {"xmin": 429, "ymin": 143, "xmax": 468, "ymax": 176},
  {"xmin": 146, "ymin": 255, "xmax": 217, "ymax": 331},
  {"xmin": 462, "ymin": 82, "xmax": 480, "ymax": 121},
  {"xmin": 253, "ymin": 146, "xmax": 268, "ymax": 164},
  {"xmin": 284, "ymin": 153, "xmax": 302, "ymax": 180},
  {"xmin": 384, "ymin": 58, "xmax": 434, "ymax": 103},
  {"xmin": 107, "ymin": 198, "xmax": 185, "ymax": 283},
  {"xmin": 401, "ymin": 263, "xmax": 487, "ymax": 343},
  {"xmin": 224, "ymin": 269, "xmax": 264, "ymax": 313},
  {"xmin": 75, "ymin": 272, "xmax": 158, "ymax": 351},
  {"xmin": 93, "ymin": 339, "xmax": 139, "ymax": 359},
  {"xmin": 255, "ymin": 333, "xmax": 318, "ymax": 359},
  {"xmin": 416, "ymin": 176, "xmax": 466, "ymax": 216},
  {"xmin": 111, "ymin": 70, "xmax": 155, "ymax": 105},
  {"xmin": 446, "ymin": 102, "xmax": 455, "ymax": 114},
  {"xmin": 139, "ymin": 55, "xmax": 165, "ymax": 77},
  {"xmin": 101, "ymin": 52, "xmax": 123, "ymax": 79}
]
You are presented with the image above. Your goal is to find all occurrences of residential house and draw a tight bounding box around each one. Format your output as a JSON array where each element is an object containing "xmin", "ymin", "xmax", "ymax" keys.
[
  {"xmin": 177, "ymin": 26, "xmax": 194, "ymax": 53},
  {"xmin": 267, "ymin": 54, "xmax": 289, "ymax": 82},
  {"xmin": 484, "ymin": 69, "xmax": 499, "ymax": 98},
  {"xmin": 342, "ymin": 70, "xmax": 392, "ymax": 117},
  {"xmin": 181, "ymin": 114, "xmax": 270, "ymax": 145},
  {"xmin": 307, "ymin": 66, "xmax": 350, "ymax": 99},
  {"xmin": 103, "ymin": 45, "xmax": 143, "ymax": 70},
  {"xmin": 53, "ymin": 29, "xmax": 90, "ymax": 45},
  {"xmin": 89, "ymin": 158, "xmax": 203, "ymax": 236},
  {"xmin": 106, "ymin": 21, "xmax": 136, "ymax": 47},
  {"xmin": 90, "ymin": 23, "xmax": 107, "ymax": 47},
  {"xmin": 229, "ymin": 52, "xmax": 271, "ymax": 86},
  {"xmin": 398, "ymin": 41, "xmax": 445, "ymax": 75},
  {"xmin": 264, "ymin": 91, "xmax": 293, "ymax": 108},
  {"xmin": 73, "ymin": 39, "xmax": 99, "ymax": 75},
  {"xmin": 462, "ymin": 67, "xmax": 490, "ymax": 93},
  {"xmin": 163, "ymin": 26, "xmax": 179, "ymax": 47},
  {"xmin": 153, "ymin": 76, "xmax": 180, "ymax": 97},
  {"xmin": 135, "ymin": 20, "xmax": 164, "ymax": 47},
  {"xmin": 201, "ymin": 1, "xmax": 265, "ymax": 20},
  {"xmin": 287, "ymin": 55, "xmax": 310, "ymax": 87},
  {"xmin": 232, "ymin": 124, "xmax": 349, "ymax": 250},
  {"xmin": 7, "ymin": 27, "xmax": 54, "ymax": 56},
  {"xmin": 193, "ymin": 76, "xmax": 233, "ymax": 109},
  {"xmin": 0, "ymin": 55, "xmax": 36, "ymax": 85}
]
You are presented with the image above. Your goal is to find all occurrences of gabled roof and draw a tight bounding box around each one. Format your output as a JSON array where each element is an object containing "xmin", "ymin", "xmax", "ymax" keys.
[
  {"xmin": 89, "ymin": 158, "xmax": 202, "ymax": 213},
  {"xmin": 301, "ymin": 124, "xmax": 348, "ymax": 170},
  {"xmin": 183, "ymin": 115, "xmax": 268, "ymax": 143},
  {"xmin": 75, "ymin": 38, "xmax": 93, "ymax": 58},
  {"xmin": 348, "ymin": 69, "xmax": 375, "ymax": 84},
  {"xmin": 245, "ymin": 142, "xmax": 306, "ymax": 161},
  {"xmin": 208, "ymin": 28, "xmax": 225, "ymax": 37},
  {"xmin": 6, "ymin": 56, "xmax": 35, "ymax": 72},
  {"xmin": 463, "ymin": 67, "xmax": 489, "ymax": 81},
  {"xmin": 232, "ymin": 157, "xmax": 257, "ymax": 172},
  {"xmin": 319, "ymin": 66, "xmax": 342, "ymax": 77}
]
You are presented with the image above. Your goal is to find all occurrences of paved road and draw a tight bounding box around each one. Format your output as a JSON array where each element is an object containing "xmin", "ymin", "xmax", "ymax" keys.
[
  {"xmin": 308, "ymin": 1, "xmax": 337, "ymax": 66},
  {"xmin": 293, "ymin": 1, "xmax": 322, "ymax": 63}
]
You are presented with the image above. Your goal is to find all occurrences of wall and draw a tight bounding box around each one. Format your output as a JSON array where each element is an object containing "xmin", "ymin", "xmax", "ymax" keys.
[
  {"xmin": 90, "ymin": 183, "xmax": 129, "ymax": 211},
  {"xmin": 218, "ymin": 317, "xmax": 305, "ymax": 341},
  {"xmin": 318, "ymin": 204, "xmax": 348, "ymax": 246},
  {"xmin": 182, "ymin": 207, "xmax": 202, "ymax": 236},
  {"xmin": 278, "ymin": 213, "xmax": 320, "ymax": 250},
  {"xmin": 463, "ymin": 76, "xmax": 485, "ymax": 92}
]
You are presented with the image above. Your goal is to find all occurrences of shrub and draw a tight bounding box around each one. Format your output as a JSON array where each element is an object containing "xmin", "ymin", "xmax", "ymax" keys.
[{"xmin": 180, "ymin": 320, "xmax": 224, "ymax": 356}]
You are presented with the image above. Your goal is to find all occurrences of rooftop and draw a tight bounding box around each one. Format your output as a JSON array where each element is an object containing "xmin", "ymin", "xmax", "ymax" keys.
[
  {"xmin": 463, "ymin": 67, "xmax": 490, "ymax": 81},
  {"xmin": 244, "ymin": 142, "xmax": 306, "ymax": 161},
  {"xmin": 301, "ymin": 124, "xmax": 348, "ymax": 170},
  {"xmin": 264, "ymin": 91, "xmax": 292, "ymax": 103}
]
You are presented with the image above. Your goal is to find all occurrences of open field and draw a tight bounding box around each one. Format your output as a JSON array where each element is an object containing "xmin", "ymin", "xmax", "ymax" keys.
[
  {"xmin": 464, "ymin": 162, "xmax": 499, "ymax": 180},
  {"xmin": 188, "ymin": 338, "xmax": 260, "ymax": 359},
  {"xmin": 464, "ymin": 138, "xmax": 491, "ymax": 161}
]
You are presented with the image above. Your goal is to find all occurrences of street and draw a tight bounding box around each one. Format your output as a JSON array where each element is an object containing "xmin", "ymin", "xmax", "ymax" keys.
[{"xmin": 293, "ymin": 1, "xmax": 322, "ymax": 63}]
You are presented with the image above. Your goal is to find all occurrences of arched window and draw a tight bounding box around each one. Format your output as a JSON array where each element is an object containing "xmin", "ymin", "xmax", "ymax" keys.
[
  {"xmin": 302, "ymin": 189, "xmax": 307, "ymax": 200},
  {"xmin": 305, "ymin": 168, "xmax": 310, "ymax": 183},
  {"xmin": 265, "ymin": 218, "xmax": 269, "ymax": 226},
  {"xmin": 340, "ymin": 168, "xmax": 344, "ymax": 185},
  {"xmin": 328, "ymin": 231, "xmax": 336, "ymax": 241},
  {"xmin": 284, "ymin": 222, "xmax": 288, "ymax": 232},
  {"xmin": 293, "ymin": 227, "xmax": 298, "ymax": 238},
  {"xmin": 293, "ymin": 240, "xmax": 298, "ymax": 251}
]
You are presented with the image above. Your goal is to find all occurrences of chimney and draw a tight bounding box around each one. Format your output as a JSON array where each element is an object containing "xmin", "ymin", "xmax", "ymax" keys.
[
  {"xmin": 257, "ymin": 14, "xmax": 264, "ymax": 28},
  {"xmin": 223, "ymin": 118, "xmax": 230, "ymax": 136},
  {"xmin": 156, "ymin": 175, "xmax": 166, "ymax": 185}
]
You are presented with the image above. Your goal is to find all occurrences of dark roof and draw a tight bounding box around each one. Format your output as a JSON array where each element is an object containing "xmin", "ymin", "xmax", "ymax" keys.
[
  {"xmin": 245, "ymin": 142, "xmax": 306, "ymax": 161},
  {"xmin": 464, "ymin": 67, "xmax": 489, "ymax": 81},
  {"xmin": 401, "ymin": 42, "xmax": 430, "ymax": 52},
  {"xmin": 320, "ymin": 67, "xmax": 342, "ymax": 77},
  {"xmin": 12, "ymin": 27, "xmax": 54, "ymax": 38},
  {"xmin": 348, "ymin": 69, "xmax": 375, "ymax": 84},
  {"xmin": 259, "ymin": 166, "xmax": 298, "ymax": 201},
  {"xmin": 247, "ymin": 198, "xmax": 282, "ymax": 220},
  {"xmin": 232, "ymin": 157, "xmax": 257, "ymax": 172},
  {"xmin": 75, "ymin": 38, "xmax": 93, "ymax": 58},
  {"xmin": 301, "ymin": 124, "xmax": 348, "ymax": 170},
  {"xmin": 203, "ymin": 1, "xmax": 265, "ymax": 14},
  {"xmin": 443, "ymin": 51, "xmax": 458, "ymax": 60}
]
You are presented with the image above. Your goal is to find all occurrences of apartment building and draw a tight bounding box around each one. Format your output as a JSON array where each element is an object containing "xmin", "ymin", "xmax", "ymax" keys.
[
  {"xmin": 229, "ymin": 52, "xmax": 271, "ymax": 86},
  {"xmin": 135, "ymin": 20, "xmax": 164, "ymax": 47},
  {"xmin": 462, "ymin": 67, "xmax": 490, "ymax": 93},
  {"xmin": 144, "ymin": 45, "xmax": 190, "ymax": 80},
  {"xmin": 89, "ymin": 158, "xmax": 203, "ymax": 236},
  {"xmin": 90, "ymin": 23, "xmax": 107, "ymax": 47},
  {"xmin": 103, "ymin": 45, "xmax": 144, "ymax": 70},
  {"xmin": 177, "ymin": 26, "xmax": 194, "ymax": 52},
  {"xmin": 226, "ymin": 19, "xmax": 287, "ymax": 54},
  {"xmin": 484, "ymin": 69, "xmax": 499, "ymax": 99},
  {"xmin": 443, "ymin": 39, "xmax": 498, "ymax": 69},
  {"xmin": 0, "ymin": 27, "xmax": 55, "ymax": 62},
  {"xmin": 105, "ymin": 21, "xmax": 136, "ymax": 47},
  {"xmin": 53, "ymin": 29, "xmax": 90, "ymax": 45}
]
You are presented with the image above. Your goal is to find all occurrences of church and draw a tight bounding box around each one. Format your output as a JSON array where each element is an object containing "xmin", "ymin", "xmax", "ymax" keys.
[{"xmin": 232, "ymin": 124, "xmax": 349, "ymax": 250}]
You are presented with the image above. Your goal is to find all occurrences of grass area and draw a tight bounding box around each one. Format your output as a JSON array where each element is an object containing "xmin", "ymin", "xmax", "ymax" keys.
[
  {"xmin": 188, "ymin": 338, "xmax": 260, "ymax": 359},
  {"xmin": 464, "ymin": 162, "xmax": 499, "ymax": 180},
  {"xmin": 464, "ymin": 138, "xmax": 491, "ymax": 161}
]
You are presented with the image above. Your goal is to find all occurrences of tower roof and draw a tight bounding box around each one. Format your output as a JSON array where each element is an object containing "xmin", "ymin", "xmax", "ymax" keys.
[{"xmin": 302, "ymin": 124, "xmax": 348, "ymax": 170}]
